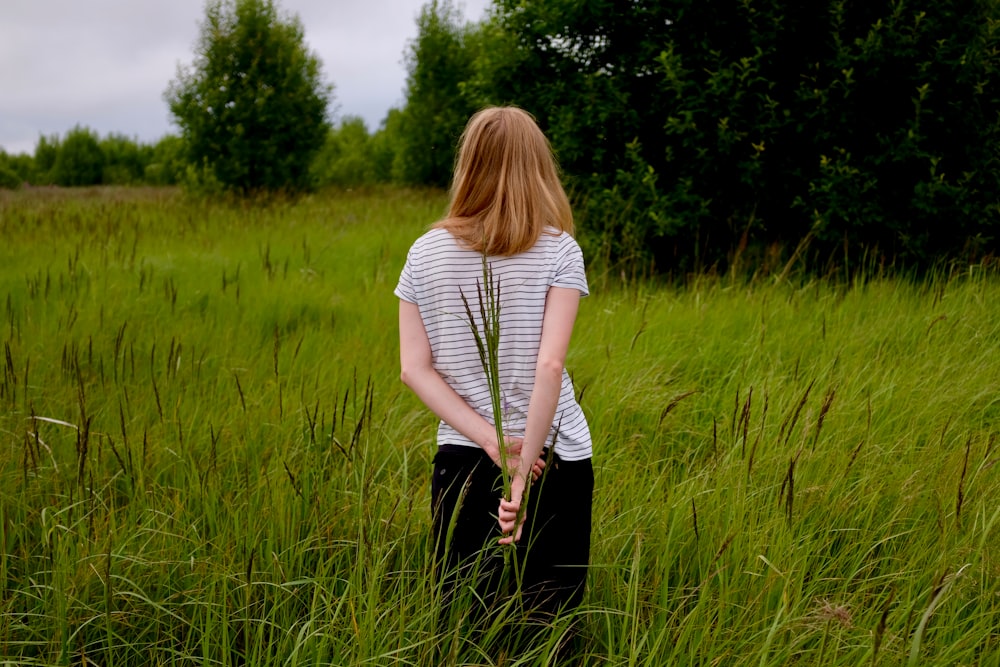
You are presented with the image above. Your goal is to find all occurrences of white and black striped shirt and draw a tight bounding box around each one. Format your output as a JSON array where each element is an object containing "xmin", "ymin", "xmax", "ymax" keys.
[{"xmin": 395, "ymin": 227, "xmax": 592, "ymax": 461}]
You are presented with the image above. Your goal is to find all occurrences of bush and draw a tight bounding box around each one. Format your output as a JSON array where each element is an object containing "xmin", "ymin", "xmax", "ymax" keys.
[{"xmin": 165, "ymin": 0, "xmax": 333, "ymax": 194}]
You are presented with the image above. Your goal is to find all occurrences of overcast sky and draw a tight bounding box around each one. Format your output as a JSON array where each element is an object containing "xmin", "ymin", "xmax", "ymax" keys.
[{"xmin": 0, "ymin": 0, "xmax": 492, "ymax": 155}]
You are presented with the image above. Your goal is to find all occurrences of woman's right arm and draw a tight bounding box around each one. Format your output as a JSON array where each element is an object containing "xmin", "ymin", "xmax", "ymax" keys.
[{"xmin": 498, "ymin": 285, "xmax": 580, "ymax": 544}]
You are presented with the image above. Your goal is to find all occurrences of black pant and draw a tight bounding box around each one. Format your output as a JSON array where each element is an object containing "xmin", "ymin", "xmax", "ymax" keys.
[{"xmin": 431, "ymin": 445, "xmax": 593, "ymax": 620}]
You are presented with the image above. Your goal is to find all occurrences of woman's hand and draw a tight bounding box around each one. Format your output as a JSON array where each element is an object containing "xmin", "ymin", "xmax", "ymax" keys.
[
  {"xmin": 494, "ymin": 440, "xmax": 541, "ymax": 544},
  {"xmin": 503, "ymin": 438, "xmax": 545, "ymax": 483},
  {"xmin": 498, "ymin": 495, "xmax": 524, "ymax": 544},
  {"xmin": 498, "ymin": 473, "xmax": 530, "ymax": 544}
]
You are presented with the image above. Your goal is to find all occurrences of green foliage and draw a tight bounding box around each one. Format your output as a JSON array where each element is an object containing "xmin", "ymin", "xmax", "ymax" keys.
[
  {"xmin": 371, "ymin": 107, "xmax": 404, "ymax": 183},
  {"xmin": 0, "ymin": 161, "xmax": 22, "ymax": 189},
  {"xmin": 51, "ymin": 125, "xmax": 105, "ymax": 186},
  {"xmin": 165, "ymin": 0, "xmax": 332, "ymax": 194},
  {"xmin": 99, "ymin": 133, "xmax": 154, "ymax": 185},
  {"xmin": 0, "ymin": 151, "xmax": 36, "ymax": 186},
  {"xmin": 33, "ymin": 134, "xmax": 60, "ymax": 184},
  {"xmin": 311, "ymin": 116, "xmax": 382, "ymax": 187},
  {"xmin": 14, "ymin": 128, "xmax": 184, "ymax": 188},
  {"xmin": 144, "ymin": 135, "xmax": 187, "ymax": 186},
  {"xmin": 393, "ymin": 0, "xmax": 483, "ymax": 187},
  {"xmin": 468, "ymin": 0, "xmax": 1000, "ymax": 273}
]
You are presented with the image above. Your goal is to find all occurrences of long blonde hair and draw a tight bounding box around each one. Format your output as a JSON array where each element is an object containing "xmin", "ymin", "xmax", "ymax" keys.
[{"xmin": 435, "ymin": 106, "xmax": 574, "ymax": 256}]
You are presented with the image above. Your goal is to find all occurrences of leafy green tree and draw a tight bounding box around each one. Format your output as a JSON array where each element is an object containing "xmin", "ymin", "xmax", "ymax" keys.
[
  {"xmin": 32, "ymin": 134, "xmax": 61, "ymax": 185},
  {"xmin": 145, "ymin": 135, "xmax": 187, "ymax": 186},
  {"xmin": 100, "ymin": 134, "xmax": 153, "ymax": 185},
  {"xmin": 0, "ymin": 151, "xmax": 35, "ymax": 186},
  {"xmin": 51, "ymin": 126, "xmax": 105, "ymax": 187},
  {"xmin": 165, "ymin": 0, "xmax": 332, "ymax": 194},
  {"xmin": 394, "ymin": 0, "xmax": 482, "ymax": 187},
  {"xmin": 371, "ymin": 107, "xmax": 404, "ymax": 183},
  {"xmin": 311, "ymin": 116, "xmax": 380, "ymax": 187},
  {"xmin": 0, "ymin": 153, "xmax": 22, "ymax": 189},
  {"xmin": 475, "ymin": 0, "xmax": 1000, "ymax": 272}
]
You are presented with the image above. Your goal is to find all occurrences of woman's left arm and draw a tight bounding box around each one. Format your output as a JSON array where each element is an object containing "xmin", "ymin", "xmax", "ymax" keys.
[{"xmin": 498, "ymin": 285, "xmax": 580, "ymax": 544}]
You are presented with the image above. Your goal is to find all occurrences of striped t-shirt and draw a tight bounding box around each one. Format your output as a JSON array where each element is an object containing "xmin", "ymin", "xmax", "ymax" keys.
[{"xmin": 395, "ymin": 227, "xmax": 592, "ymax": 461}]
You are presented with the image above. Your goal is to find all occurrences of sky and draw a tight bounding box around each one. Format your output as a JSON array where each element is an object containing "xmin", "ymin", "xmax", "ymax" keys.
[{"xmin": 0, "ymin": 0, "xmax": 492, "ymax": 155}]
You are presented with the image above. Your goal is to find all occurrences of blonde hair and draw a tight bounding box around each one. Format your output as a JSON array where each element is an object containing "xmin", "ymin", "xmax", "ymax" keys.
[{"xmin": 435, "ymin": 106, "xmax": 574, "ymax": 256}]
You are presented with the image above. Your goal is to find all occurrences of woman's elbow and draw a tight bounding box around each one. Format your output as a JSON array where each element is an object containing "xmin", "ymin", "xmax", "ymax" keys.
[
  {"xmin": 400, "ymin": 364, "xmax": 427, "ymax": 390},
  {"xmin": 400, "ymin": 367, "xmax": 415, "ymax": 389},
  {"xmin": 536, "ymin": 356, "xmax": 565, "ymax": 381}
]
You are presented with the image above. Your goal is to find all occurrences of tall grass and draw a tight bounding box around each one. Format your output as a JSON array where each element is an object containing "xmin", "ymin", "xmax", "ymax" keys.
[{"xmin": 1, "ymin": 186, "xmax": 998, "ymax": 665}]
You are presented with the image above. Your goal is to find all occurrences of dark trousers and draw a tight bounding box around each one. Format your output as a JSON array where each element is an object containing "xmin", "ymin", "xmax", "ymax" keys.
[{"xmin": 431, "ymin": 445, "xmax": 593, "ymax": 621}]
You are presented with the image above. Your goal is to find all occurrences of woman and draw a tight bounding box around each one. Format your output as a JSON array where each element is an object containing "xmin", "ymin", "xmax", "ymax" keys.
[{"xmin": 395, "ymin": 106, "xmax": 593, "ymax": 620}]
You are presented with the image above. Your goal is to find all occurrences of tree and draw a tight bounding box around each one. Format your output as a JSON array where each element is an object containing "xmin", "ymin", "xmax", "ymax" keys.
[
  {"xmin": 371, "ymin": 108, "xmax": 404, "ymax": 183},
  {"xmin": 145, "ymin": 135, "xmax": 187, "ymax": 186},
  {"xmin": 311, "ymin": 116, "xmax": 380, "ymax": 187},
  {"xmin": 51, "ymin": 126, "xmax": 105, "ymax": 187},
  {"xmin": 100, "ymin": 133, "xmax": 153, "ymax": 185},
  {"xmin": 33, "ymin": 134, "xmax": 61, "ymax": 185},
  {"xmin": 165, "ymin": 0, "xmax": 332, "ymax": 194},
  {"xmin": 472, "ymin": 0, "xmax": 1000, "ymax": 273},
  {"xmin": 0, "ymin": 153, "xmax": 22, "ymax": 190},
  {"xmin": 0, "ymin": 150, "xmax": 35, "ymax": 186},
  {"xmin": 394, "ymin": 0, "xmax": 482, "ymax": 187}
]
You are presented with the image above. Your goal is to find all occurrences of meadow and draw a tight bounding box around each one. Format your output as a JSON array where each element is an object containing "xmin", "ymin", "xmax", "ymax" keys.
[{"xmin": 0, "ymin": 187, "xmax": 998, "ymax": 666}]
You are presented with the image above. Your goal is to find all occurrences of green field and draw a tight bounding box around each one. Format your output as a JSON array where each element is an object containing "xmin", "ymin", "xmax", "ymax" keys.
[{"xmin": 1, "ymin": 187, "xmax": 998, "ymax": 665}]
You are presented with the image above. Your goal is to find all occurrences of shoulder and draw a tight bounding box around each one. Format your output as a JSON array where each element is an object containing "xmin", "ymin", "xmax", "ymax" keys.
[
  {"xmin": 542, "ymin": 227, "xmax": 580, "ymax": 245},
  {"xmin": 543, "ymin": 228, "xmax": 588, "ymax": 293},
  {"xmin": 538, "ymin": 227, "xmax": 580, "ymax": 250},
  {"xmin": 407, "ymin": 227, "xmax": 458, "ymax": 257},
  {"xmin": 410, "ymin": 227, "xmax": 453, "ymax": 249},
  {"xmin": 541, "ymin": 228, "xmax": 584, "ymax": 262}
]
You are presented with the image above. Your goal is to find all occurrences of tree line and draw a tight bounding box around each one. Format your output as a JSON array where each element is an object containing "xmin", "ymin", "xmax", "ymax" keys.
[
  {"xmin": 4, "ymin": 0, "xmax": 1000, "ymax": 274},
  {"xmin": 0, "ymin": 128, "xmax": 186, "ymax": 189},
  {"xmin": 0, "ymin": 116, "xmax": 402, "ymax": 191}
]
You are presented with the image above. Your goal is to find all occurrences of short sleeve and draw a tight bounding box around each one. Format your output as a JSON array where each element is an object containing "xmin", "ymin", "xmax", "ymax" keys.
[
  {"xmin": 551, "ymin": 235, "xmax": 589, "ymax": 296},
  {"xmin": 394, "ymin": 246, "xmax": 418, "ymax": 304}
]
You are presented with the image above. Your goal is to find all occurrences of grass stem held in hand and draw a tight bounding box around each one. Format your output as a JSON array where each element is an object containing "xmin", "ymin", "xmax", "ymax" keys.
[{"xmin": 459, "ymin": 256, "xmax": 528, "ymax": 541}]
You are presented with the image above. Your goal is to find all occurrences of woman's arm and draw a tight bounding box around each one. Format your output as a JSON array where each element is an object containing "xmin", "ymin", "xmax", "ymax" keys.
[
  {"xmin": 498, "ymin": 285, "xmax": 580, "ymax": 544},
  {"xmin": 399, "ymin": 299, "xmax": 505, "ymax": 462}
]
